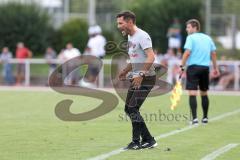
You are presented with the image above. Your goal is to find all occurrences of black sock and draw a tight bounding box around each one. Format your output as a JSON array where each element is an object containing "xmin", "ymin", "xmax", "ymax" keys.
[
  {"xmin": 189, "ymin": 96, "xmax": 197, "ymax": 120},
  {"xmin": 201, "ymin": 95, "xmax": 209, "ymax": 119}
]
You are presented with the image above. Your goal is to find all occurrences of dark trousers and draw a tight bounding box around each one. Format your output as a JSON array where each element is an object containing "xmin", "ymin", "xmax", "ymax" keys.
[{"xmin": 124, "ymin": 75, "xmax": 156, "ymax": 142}]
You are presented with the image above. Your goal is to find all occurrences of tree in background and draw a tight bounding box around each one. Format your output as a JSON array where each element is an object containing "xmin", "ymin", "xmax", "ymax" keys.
[
  {"xmin": 129, "ymin": 0, "xmax": 202, "ymax": 52},
  {"xmin": 223, "ymin": 0, "xmax": 240, "ymax": 28},
  {"xmin": 0, "ymin": 3, "xmax": 54, "ymax": 55},
  {"xmin": 56, "ymin": 19, "xmax": 88, "ymax": 53}
]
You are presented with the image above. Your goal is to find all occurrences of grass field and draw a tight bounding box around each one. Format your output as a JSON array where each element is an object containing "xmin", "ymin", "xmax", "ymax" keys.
[{"xmin": 0, "ymin": 90, "xmax": 239, "ymax": 160}]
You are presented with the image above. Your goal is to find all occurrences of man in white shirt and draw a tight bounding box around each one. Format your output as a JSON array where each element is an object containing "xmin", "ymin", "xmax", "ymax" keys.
[
  {"xmin": 62, "ymin": 43, "xmax": 81, "ymax": 60},
  {"xmin": 86, "ymin": 25, "xmax": 106, "ymax": 59},
  {"xmin": 62, "ymin": 43, "xmax": 81, "ymax": 85},
  {"xmin": 117, "ymin": 11, "xmax": 157, "ymax": 150},
  {"xmin": 81, "ymin": 26, "xmax": 106, "ymax": 87}
]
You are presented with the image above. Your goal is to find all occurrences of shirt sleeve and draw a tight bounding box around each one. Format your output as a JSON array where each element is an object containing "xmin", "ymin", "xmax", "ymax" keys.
[
  {"xmin": 75, "ymin": 48, "xmax": 81, "ymax": 55},
  {"xmin": 139, "ymin": 33, "xmax": 152, "ymax": 50},
  {"xmin": 210, "ymin": 39, "xmax": 216, "ymax": 52},
  {"xmin": 184, "ymin": 36, "xmax": 193, "ymax": 51},
  {"xmin": 87, "ymin": 39, "xmax": 92, "ymax": 48}
]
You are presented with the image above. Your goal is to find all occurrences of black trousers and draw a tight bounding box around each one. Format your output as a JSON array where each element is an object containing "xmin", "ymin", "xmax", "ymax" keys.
[{"xmin": 124, "ymin": 75, "xmax": 156, "ymax": 142}]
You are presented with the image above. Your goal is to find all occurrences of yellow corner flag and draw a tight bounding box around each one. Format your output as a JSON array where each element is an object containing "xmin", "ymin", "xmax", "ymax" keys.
[{"xmin": 170, "ymin": 80, "xmax": 183, "ymax": 110}]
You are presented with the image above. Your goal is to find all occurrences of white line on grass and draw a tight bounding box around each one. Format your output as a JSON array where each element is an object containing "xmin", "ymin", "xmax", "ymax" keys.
[
  {"xmin": 86, "ymin": 108, "xmax": 240, "ymax": 160},
  {"xmin": 201, "ymin": 143, "xmax": 239, "ymax": 160}
]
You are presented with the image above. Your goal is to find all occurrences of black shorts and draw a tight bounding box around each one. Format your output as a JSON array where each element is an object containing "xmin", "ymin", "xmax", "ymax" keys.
[{"xmin": 186, "ymin": 65, "xmax": 209, "ymax": 91}]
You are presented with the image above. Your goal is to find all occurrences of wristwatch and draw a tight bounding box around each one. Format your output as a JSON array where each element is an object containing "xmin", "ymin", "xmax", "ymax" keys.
[
  {"xmin": 139, "ymin": 71, "xmax": 145, "ymax": 77},
  {"xmin": 180, "ymin": 65, "xmax": 185, "ymax": 71}
]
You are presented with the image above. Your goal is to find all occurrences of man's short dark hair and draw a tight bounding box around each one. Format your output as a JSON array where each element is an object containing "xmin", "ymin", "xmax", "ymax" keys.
[
  {"xmin": 116, "ymin": 11, "xmax": 136, "ymax": 24},
  {"xmin": 186, "ymin": 19, "xmax": 201, "ymax": 31}
]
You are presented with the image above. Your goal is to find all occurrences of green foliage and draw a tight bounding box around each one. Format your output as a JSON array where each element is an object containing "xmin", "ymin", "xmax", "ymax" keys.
[
  {"xmin": 70, "ymin": 0, "xmax": 88, "ymax": 13},
  {"xmin": 0, "ymin": 3, "xmax": 54, "ymax": 55},
  {"xmin": 223, "ymin": 0, "xmax": 240, "ymax": 28},
  {"xmin": 129, "ymin": 0, "xmax": 202, "ymax": 52},
  {"xmin": 102, "ymin": 29, "xmax": 115, "ymax": 42},
  {"xmin": 57, "ymin": 18, "xmax": 88, "ymax": 53}
]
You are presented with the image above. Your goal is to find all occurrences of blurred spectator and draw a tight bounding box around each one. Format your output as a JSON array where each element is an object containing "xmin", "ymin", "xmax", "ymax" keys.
[
  {"xmin": 57, "ymin": 49, "xmax": 65, "ymax": 60},
  {"xmin": 162, "ymin": 48, "xmax": 180, "ymax": 65},
  {"xmin": 0, "ymin": 47, "xmax": 14, "ymax": 85},
  {"xmin": 62, "ymin": 42, "xmax": 81, "ymax": 85},
  {"xmin": 44, "ymin": 47, "xmax": 57, "ymax": 80},
  {"xmin": 215, "ymin": 68, "xmax": 234, "ymax": 90},
  {"xmin": 162, "ymin": 48, "xmax": 181, "ymax": 84},
  {"xmin": 15, "ymin": 42, "xmax": 32, "ymax": 85},
  {"xmin": 85, "ymin": 25, "xmax": 106, "ymax": 59},
  {"xmin": 62, "ymin": 43, "xmax": 81, "ymax": 61},
  {"xmin": 167, "ymin": 18, "xmax": 182, "ymax": 53},
  {"xmin": 214, "ymin": 64, "xmax": 234, "ymax": 90},
  {"xmin": 153, "ymin": 49, "xmax": 164, "ymax": 64},
  {"xmin": 210, "ymin": 56, "xmax": 235, "ymax": 90},
  {"xmin": 80, "ymin": 25, "xmax": 106, "ymax": 87}
]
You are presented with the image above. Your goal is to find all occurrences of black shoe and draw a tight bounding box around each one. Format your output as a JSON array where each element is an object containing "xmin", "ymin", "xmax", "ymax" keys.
[
  {"xmin": 124, "ymin": 141, "xmax": 141, "ymax": 150},
  {"xmin": 202, "ymin": 118, "xmax": 208, "ymax": 124},
  {"xmin": 141, "ymin": 138, "xmax": 158, "ymax": 149}
]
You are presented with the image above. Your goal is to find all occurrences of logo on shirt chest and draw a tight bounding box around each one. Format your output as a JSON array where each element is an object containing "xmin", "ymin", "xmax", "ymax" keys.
[
  {"xmin": 130, "ymin": 53, "xmax": 138, "ymax": 58},
  {"xmin": 128, "ymin": 41, "xmax": 136, "ymax": 49}
]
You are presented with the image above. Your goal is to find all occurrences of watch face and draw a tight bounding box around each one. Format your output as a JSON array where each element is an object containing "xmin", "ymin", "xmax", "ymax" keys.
[{"xmin": 139, "ymin": 72, "xmax": 144, "ymax": 77}]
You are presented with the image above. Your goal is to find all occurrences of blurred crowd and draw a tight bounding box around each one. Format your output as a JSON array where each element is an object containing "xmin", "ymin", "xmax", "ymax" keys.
[
  {"xmin": 0, "ymin": 20, "xmax": 239, "ymax": 90},
  {"xmin": 0, "ymin": 25, "xmax": 106, "ymax": 87},
  {"xmin": 154, "ymin": 49, "xmax": 238, "ymax": 91},
  {"xmin": 154, "ymin": 18, "xmax": 238, "ymax": 90}
]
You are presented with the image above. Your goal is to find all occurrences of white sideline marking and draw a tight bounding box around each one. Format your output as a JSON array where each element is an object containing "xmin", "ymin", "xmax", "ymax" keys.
[
  {"xmin": 86, "ymin": 108, "xmax": 240, "ymax": 160},
  {"xmin": 201, "ymin": 143, "xmax": 239, "ymax": 160}
]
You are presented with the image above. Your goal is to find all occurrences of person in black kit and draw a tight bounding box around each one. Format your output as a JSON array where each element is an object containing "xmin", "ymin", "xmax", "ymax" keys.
[
  {"xmin": 180, "ymin": 19, "xmax": 220, "ymax": 125},
  {"xmin": 116, "ymin": 11, "xmax": 157, "ymax": 150}
]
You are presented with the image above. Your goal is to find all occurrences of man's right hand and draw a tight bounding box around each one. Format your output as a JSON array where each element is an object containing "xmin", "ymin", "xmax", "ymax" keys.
[{"xmin": 118, "ymin": 70, "xmax": 128, "ymax": 81}]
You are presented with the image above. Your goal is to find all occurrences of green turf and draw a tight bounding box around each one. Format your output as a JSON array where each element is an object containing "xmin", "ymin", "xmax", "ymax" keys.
[{"xmin": 0, "ymin": 91, "xmax": 239, "ymax": 160}]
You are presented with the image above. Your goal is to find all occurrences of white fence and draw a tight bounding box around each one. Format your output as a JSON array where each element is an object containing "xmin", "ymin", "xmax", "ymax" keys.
[
  {"xmin": 1, "ymin": 59, "xmax": 240, "ymax": 90},
  {"xmin": 167, "ymin": 60, "xmax": 240, "ymax": 91},
  {"xmin": 4, "ymin": 58, "xmax": 111, "ymax": 88}
]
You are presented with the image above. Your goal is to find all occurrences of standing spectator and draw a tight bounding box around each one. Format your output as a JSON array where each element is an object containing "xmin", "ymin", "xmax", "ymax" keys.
[
  {"xmin": 153, "ymin": 49, "xmax": 164, "ymax": 64},
  {"xmin": 44, "ymin": 47, "xmax": 57, "ymax": 81},
  {"xmin": 81, "ymin": 25, "xmax": 106, "ymax": 87},
  {"xmin": 162, "ymin": 48, "xmax": 181, "ymax": 84},
  {"xmin": 62, "ymin": 43, "xmax": 81, "ymax": 61},
  {"xmin": 210, "ymin": 56, "xmax": 234, "ymax": 90},
  {"xmin": 15, "ymin": 42, "xmax": 32, "ymax": 85},
  {"xmin": 167, "ymin": 18, "xmax": 182, "ymax": 53},
  {"xmin": 214, "ymin": 65, "xmax": 234, "ymax": 90},
  {"xmin": 0, "ymin": 47, "xmax": 14, "ymax": 85},
  {"xmin": 57, "ymin": 49, "xmax": 65, "ymax": 61},
  {"xmin": 85, "ymin": 25, "xmax": 106, "ymax": 58},
  {"xmin": 62, "ymin": 43, "xmax": 81, "ymax": 85}
]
